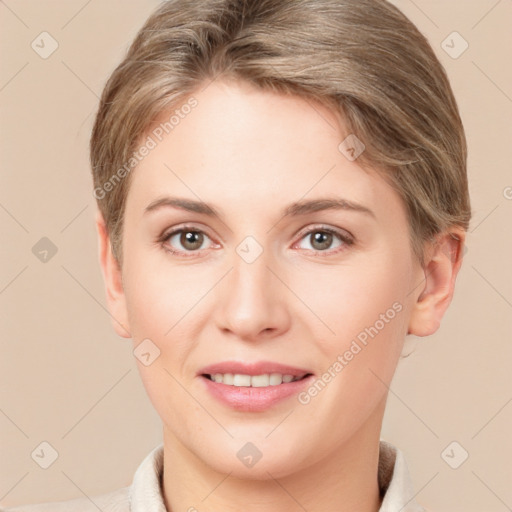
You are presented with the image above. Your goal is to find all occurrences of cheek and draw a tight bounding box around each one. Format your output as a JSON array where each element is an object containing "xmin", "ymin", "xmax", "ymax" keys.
[
  {"xmin": 295, "ymin": 251, "xmax": 411, "ymax": 413},
  {"xmin": 122, "ymin": 263, "xmax": 202, "ymax": 430},
  {"xmin": 123, "ymin": 249, "xmax": 204, "ymax": 341},
  {"xmin": 298, "ymin": 251, "xmax": 411, "ymax": 353}
]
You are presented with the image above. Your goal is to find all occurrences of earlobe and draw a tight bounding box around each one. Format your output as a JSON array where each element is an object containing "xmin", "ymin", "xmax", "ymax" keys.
[
  {"xmin": 407, "ymin": 230, "xmax": 466, "ymax": 337},
  {"xmin": 95, "ymin": 209, "xmax": 132, "ymax": 338}
]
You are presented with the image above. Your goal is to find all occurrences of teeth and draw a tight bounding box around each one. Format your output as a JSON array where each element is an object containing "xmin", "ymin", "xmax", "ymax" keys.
[
  {"xmin": 208, "ymin": 373, "xmax": 303, "ymax": 387},
  {"xmin": 222, "ymin": 373, "xmax": 234, "ymax": 385},
  {"xmin": 269, "ymin": 373, "xmax": 282, "ymax": 385},
  {"xmin": 233, "ymin": 374, "xmax": 251, "ymax": 386},
  {"xmin": 251, "ymin": 374, "xmax": 270, "ymax": 387}
]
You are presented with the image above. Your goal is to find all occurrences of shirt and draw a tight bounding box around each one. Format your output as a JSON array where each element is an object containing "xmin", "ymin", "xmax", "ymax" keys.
[{"xmin": 4, "ymin": 440, "xmax": 427, "ymax": 512}]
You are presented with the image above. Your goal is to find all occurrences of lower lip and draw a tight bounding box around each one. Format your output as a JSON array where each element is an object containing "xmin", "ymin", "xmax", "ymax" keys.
[{"xmin": 200, "ymin": 375, "xmax": 314, "ymax": 412}]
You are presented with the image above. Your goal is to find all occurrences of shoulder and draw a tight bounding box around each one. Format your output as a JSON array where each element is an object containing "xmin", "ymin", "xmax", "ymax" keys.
[{"xmin": 3, "ymin": 486, "xmax": 130, "ymax": 512}]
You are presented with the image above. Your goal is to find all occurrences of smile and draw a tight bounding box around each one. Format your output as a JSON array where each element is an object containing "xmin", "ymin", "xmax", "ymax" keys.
[
  {"xmin": 203, "ymin": 373, "xmax": 309, "ymax": 387},
  {"xmin": 198, "ymin": 361, "xmax": 315, "ymax": 411}
]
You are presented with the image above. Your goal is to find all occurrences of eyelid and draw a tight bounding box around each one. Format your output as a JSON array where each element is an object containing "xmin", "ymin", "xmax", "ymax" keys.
[{"xmin": 294, "ymin": 223, "xmax": 354, "ymax": 244}]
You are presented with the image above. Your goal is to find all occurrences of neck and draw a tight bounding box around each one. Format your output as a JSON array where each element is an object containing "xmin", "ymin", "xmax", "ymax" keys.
[{"xmin": 162, "ymin": 403, "xmax": 385, "ymax": 512}]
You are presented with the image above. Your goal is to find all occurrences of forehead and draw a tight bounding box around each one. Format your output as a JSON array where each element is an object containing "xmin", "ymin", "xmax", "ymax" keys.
[{"xmin": 126, "ymin": 79, "xmax": 404, "ymax": 224}]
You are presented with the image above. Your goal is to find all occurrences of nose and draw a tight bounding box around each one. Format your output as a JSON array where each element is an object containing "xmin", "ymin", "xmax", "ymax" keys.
[{"xmin": 214, "ymin": 244, "xmax": 291, "ymax": 343}]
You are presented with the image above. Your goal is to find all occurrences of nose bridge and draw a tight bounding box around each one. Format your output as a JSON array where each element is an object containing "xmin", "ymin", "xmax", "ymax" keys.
[
  {"xmin": 215, "ymin": 235, "xmax": 288, "ymax": 339},
  {"xmin": 230, "ymin": 236, "xmax": 276, "ymax": 309},
  {"xmin": 233, "ymin": 240, "xmax": 272, "ymax": 295}
]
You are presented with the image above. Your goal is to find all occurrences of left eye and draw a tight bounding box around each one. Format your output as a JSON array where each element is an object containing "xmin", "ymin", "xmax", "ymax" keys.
[{"xmin": 295, "ymin": 228, "xmax": 352, "ymax": 253}]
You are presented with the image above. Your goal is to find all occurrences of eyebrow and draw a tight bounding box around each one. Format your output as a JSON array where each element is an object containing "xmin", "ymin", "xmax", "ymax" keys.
[{"xmin": 144, "ymin": 196, "xmax": 375, "ymax": 219}]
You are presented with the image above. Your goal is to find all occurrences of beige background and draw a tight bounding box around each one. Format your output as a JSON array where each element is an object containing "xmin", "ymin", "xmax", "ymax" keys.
[{"xmin": 1, "ymin": 0, "xmax": 511, "ymax": 510}]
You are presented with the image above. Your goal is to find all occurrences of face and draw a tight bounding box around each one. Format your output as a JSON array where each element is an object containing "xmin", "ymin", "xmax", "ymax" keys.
[{"xmin": 102, "ymin": 79, "xmax": 430, "ymax": 478}]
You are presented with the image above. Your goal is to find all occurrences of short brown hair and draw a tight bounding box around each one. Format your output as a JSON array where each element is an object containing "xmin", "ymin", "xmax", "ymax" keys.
[{"xmin": 90, "ymin": 0, "xmax": 471, "ymax": 268}]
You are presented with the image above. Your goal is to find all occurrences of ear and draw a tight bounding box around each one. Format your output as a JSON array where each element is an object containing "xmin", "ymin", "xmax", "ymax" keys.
[
  {"xmin": 95, "ymin": 209, "xmax": 131, "ymax": 338},
  {"xmin": 408, "ymin": 229, "xmax": 466, "ymax": 337}
]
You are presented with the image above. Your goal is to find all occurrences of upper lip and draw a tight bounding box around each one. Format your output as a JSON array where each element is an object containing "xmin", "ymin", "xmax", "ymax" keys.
[{"xmin": 199, "ymin": 361, "xmax": 313, "ymax": 378}]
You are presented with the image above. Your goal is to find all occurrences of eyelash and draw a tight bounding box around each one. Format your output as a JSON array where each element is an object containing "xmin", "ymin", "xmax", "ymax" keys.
[{"xmin": 158, "ymin": 223, "xmax": 355, "ymax": 258}]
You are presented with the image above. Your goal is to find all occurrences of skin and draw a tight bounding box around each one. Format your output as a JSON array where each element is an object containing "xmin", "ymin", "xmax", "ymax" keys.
[{"xmin": 96, "ymin": 78, "xmax": 465, "ymax": 512}]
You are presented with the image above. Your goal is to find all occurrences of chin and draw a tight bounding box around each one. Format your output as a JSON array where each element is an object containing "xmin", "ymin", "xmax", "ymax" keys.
[{"xmin": 191, "ymin": 433, "xmax": 310, "ymax": 480}]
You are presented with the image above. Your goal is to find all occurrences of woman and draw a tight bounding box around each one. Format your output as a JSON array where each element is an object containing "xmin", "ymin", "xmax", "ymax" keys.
[{"xmin": 8, "ymin": 0, "xmax": 470, "ymax": 510}]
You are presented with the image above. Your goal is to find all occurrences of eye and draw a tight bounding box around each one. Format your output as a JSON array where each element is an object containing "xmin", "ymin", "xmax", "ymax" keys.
[
  {"xmin": 158, "ymin": 224, "xmax": 354, "ymax": 258},
  {"xmin": 295, "ymin": 226, "xmax": 354, "ymax": 254},
  {"xmin": 159, "ymin": 226, "xmax": 215, "ymax": 256}
]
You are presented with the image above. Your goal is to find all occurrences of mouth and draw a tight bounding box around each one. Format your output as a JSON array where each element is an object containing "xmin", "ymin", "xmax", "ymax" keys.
[
  {"xmin": 201, "ymin": 372, "xmax": 312, "ymax": 387},
  {"xmin": 197, "ymin": 361, "xmax": 314, "ymax": 411}
]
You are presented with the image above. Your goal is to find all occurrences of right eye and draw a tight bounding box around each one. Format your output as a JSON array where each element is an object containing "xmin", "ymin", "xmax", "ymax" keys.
[{"xmin": 159, "ymin": 225, "xmax": 216, "ymax": 257}]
